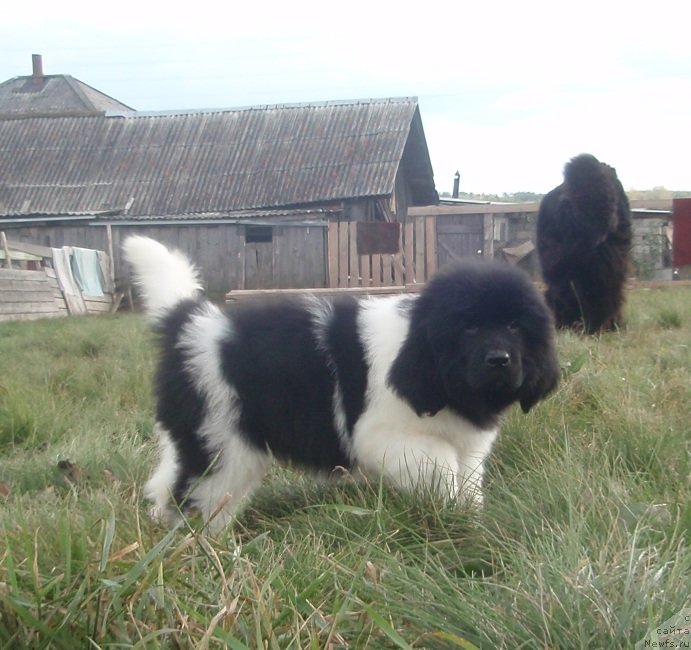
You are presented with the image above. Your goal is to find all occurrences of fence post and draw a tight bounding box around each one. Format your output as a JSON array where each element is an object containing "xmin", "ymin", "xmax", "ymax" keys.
[{"xmin": 1, "ymin": 232, "xmax": 12, "ymax": 269}]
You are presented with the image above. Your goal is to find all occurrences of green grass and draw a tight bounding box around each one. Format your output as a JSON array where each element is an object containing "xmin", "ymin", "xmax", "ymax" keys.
[{"xmin": 1, "ymin": 287, "xmax": 690, "ymax": 649}]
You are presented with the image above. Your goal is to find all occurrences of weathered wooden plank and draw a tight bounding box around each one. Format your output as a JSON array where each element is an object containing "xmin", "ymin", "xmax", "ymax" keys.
[
  {"xmin": 327, "ymin": 221, "xmax": 339, "ymax": 288},
  {"xmin": 85, "ymin": 301, "xmax": 113, "ymax": 313},
  {"xmin": 0, "ymin": 279, "xmax": 52, "ymax": 292},
  {"xmin": 0, "ymin": 310, "xmax": 68, "ymax": 322},
  {"xmin": 0, "ymin": 290, "xmax": 56, "ymax": 303},
  {"xmin": 0, "ymin": 231, "xmax": 11, "ymax": 269},
  {"xmin": 5, "ymin": 238, "xmax": 53, "ymax": 258},
  {"xmin": 338, "ymin": 221, "xmax": 349, "ymax": 288},
  {"xmin": 0, "ymin": 268, "xmax": 47, "ymax": 281},
  {"xmin": 226, "ymin": 284, "xmax": 424, "ymax": 302},
  {"xmin": 0, "ymin": 301, "xmax": 63, "ymax": 315},
  {"xmin": 382, "ymin": 254, "xmax": 393, "ymax": 287},
  {"xmin": 83, "ymin": 293, "xmax": 113, "ymax": 304},
  {"xmin": 359, "ymin": 255, "xmax": 371, "ymax": 287},
  {"xmin": 371, "ymin": 256, "xmax": 382, "ymax": 287},
  {"xmin": 393, "ymin": 253, "xmax": 405, "ymax": 286},
  {"xmin": 403, "ymin": 222, "xmax": 414, "ymax": 285},
  {"xmin": 237, "ymin": 237, "xmax": 247, "ymax": 291},
  {"xmin": 425, "ymin": 216, "xmax": 437, "ymax": 278},
  {"xmin": 349, "ymin": 222, "xmax": 359, "ymax": 287},
  {"xmin": 415, "ymin": 217, "xmax": 425, "ymax": 284},
  {"xmin": 483, "ymin": 213, "xmax": 494, "ymax": 258}
]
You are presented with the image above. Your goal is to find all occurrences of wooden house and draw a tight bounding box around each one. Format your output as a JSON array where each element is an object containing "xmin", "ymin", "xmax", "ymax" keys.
[{"xmin": 1, "ymin": 66, "xmax": 438, "ymax": 294}]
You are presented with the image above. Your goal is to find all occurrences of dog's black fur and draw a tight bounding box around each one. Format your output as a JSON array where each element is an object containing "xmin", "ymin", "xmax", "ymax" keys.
[
  {"xmin": 389, "ymin": 262, "xmax": 559, "ymax": 426},
  {"xmin": 537, "ymin": 154, "xmax": 632, "ymax": 333}
]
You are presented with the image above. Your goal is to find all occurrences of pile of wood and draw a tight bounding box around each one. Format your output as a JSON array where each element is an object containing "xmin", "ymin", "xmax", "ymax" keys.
[{"xmin": 0, "ymin": 234, "xmax": 118, "ymax": 322}]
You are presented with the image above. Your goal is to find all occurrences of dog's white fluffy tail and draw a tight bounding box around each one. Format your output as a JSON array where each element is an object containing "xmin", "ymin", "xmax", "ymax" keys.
[{"xmin": 123, "ymin": 236, "xmax": 202, "ymax": 320}]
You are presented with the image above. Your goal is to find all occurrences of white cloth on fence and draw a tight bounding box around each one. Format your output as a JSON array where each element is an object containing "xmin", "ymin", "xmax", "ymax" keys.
[{"xmin": 51, "ymin": 247, "xmax": 87, "ymax": 314}]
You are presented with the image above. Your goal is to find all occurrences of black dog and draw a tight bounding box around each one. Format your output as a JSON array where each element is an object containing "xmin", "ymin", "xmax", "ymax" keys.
[{"xmin": 537, "ymin": 153, "xmax": 632, "ymax": 333}]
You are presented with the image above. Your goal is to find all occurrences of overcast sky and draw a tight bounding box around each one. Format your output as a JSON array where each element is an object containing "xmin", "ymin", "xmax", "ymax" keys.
[{"xmin": 2, "ymin": 0, "xmax": 689, "ymax": 195}]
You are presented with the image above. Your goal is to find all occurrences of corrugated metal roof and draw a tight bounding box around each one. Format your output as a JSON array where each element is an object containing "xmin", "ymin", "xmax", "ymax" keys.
[{"xmin": 0, "ymin": 98, "xmax": 437, "ymax": 219}]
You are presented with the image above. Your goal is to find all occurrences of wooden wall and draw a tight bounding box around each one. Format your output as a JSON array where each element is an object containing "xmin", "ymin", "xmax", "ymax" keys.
[
  {"xmin": 3, "ymin": 222, "xmax": 329, "ymax": 295},
  {"xmin": 109, "ymin": 223, "xmax": 328, "ymax": 293},
  {"xmin": 0, "ymin": 267, "xmax": 67, "ymax": 321}
]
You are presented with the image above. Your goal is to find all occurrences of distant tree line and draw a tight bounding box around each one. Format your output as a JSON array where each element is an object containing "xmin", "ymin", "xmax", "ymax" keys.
[
  {"xmin": 626, "ymin": 187, "xmax": 691, "ymax": 201},
  {"xmin": 439, "ymin": 188, "xmax": 691, "ymax": 203}
]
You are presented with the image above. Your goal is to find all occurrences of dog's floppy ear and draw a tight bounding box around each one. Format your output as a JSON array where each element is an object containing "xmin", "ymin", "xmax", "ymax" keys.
[
  {"xmin": 388, "ymin": 321, "xmax": 447, "ymax": 417},
  {"xmin": 518, "ymin": 337, "xmax": 560, "ymax": 413}
]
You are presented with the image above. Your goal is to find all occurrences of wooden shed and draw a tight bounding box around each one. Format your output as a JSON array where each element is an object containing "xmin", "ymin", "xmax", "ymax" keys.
[{"xmin": 0, "ymin": 97, "xmax": 438, "ymax": 295}]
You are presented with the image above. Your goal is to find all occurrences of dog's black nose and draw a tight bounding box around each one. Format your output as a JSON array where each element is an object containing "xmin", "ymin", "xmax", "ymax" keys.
[{"xmin": 485, "ymin": 350, "xmax": 511, "ymax": 368}]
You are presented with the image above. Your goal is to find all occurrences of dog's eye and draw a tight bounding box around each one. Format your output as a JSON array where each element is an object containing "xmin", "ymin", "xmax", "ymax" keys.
[
  {"xmin": 507, "ymin": 321, "xmax": 520, "ymax": 334},
  {"xmin": 464, "ymin": 325, "xmax": 479, "ymax": 335}
]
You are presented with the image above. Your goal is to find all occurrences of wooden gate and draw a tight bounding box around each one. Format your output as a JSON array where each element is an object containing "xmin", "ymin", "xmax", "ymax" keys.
[
  {"xmin": 327, "ymin": 217, "xmax": 437, "ymax": 289},
  {"xmin": 435, "ymin": 214, "xmax": 485, "ymax": 269}
]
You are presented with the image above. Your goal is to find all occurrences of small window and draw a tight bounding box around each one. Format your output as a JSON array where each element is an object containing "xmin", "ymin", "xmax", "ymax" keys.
[{"xmin": 245, "ymin": 225, "xmax": 273, "ymax": 243}]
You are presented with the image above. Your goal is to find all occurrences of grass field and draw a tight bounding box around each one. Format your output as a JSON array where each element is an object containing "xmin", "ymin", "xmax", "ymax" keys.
[{"xmin": 1, "ymin": 286, "xmax": 690, "ymax": 649}]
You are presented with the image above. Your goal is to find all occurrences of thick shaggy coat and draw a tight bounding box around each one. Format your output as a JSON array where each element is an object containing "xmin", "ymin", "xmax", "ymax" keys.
[
  {"xmin": 124, "ymin": 236, "xmax": 560, "ymax": 531},
  {"xmin": 537, "ymin": 153, "xmax": 632, "ymax": 333}
]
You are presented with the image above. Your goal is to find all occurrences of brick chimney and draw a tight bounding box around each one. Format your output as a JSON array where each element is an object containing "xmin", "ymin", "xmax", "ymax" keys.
[{"xmin": 31, "ymin": 54, "xmax": 44, "ymax": 85}]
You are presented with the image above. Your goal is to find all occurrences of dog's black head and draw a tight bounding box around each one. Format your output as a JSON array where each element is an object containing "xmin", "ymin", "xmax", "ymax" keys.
[{"xmin": 388, "ymin": 261, "xmax": 560, "ymax": 429}]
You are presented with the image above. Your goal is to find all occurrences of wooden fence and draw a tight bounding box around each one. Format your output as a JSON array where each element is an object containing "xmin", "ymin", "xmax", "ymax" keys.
[
  {"xmin": 0, "ymin": 267, "xmax": 68, "ymax": 322},
  {"xmin": 0, "ymin": 235, "xmax": 118, "ymax": 322},
  {"xmin": 327, "ymin": 217, "xmax": 437, "ymax": 289}
]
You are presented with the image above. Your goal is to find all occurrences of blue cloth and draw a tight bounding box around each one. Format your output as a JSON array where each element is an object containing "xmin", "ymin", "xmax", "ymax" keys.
[{"xmin": 70, "ymin": 247, "xmax": 105, "ymax": 296}]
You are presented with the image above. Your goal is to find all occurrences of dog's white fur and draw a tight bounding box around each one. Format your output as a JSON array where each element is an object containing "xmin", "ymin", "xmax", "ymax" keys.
[{"xmin": 352, "ymin": 296, "xmax": 496, "ymax": 499}]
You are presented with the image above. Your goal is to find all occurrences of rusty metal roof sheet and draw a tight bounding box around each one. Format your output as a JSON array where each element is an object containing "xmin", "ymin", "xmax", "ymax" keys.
[{"xmin": 0, "ymin": 97, "xmax": 437, "ymax": 219}]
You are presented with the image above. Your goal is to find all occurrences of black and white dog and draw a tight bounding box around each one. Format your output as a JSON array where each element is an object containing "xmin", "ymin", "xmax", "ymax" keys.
[{"xmin": 124, "ymin": 236, "xmax": 559, "ymax": 531}]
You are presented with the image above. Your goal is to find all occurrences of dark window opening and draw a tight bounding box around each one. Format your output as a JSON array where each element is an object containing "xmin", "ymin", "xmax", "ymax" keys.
[{"xmin": 245, "ymin": 225, "xmax": 273, "ymax": 243}]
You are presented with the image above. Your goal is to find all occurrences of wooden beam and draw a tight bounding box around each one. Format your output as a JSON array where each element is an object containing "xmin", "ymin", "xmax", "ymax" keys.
[
  {"xmin": 1, "ymin": 232, "xmax": 12, "ymax": 269},
  {"xmin": 393, "ymin": 253, "xmax": 405, "ymax": 286},
  {"xmin": 371, "ymin": 255, "xmax": 382, "ymax": 287},
  {"xmin": 226, "ymin": 284, "xmax": 424, "ymax": 302},
  {"xmin": 403, "ymin": 222, "xmax": 414, "ymax": 284},
  {"xmin": 106, "ymin": 224, "xmax": 115, "ymax": 285},
  {"xmin": 359, "ymin": 255, "xmax": 371, "ymax": 287},
  {"xmin": 338, "ymin": 221, "xmax": 349, "ymax": 288},
  {"xmin": 425, "ymin": 216, "xmax": 437, "ymax": 278},
  {"xmin": 327, "ymin": 221, "xmax": 339, "ymax": 288},
  {"xmin": 414, "ymin": 217, "xmax": 425, "ymax": 284},
  {"xmin": 483, "ymin": 213, "xmax": 494, "ymax": 258},
  {"xmin": 3, "ymin": 237, "xmax": 52, "ymax": 258},
  {"xmin": 349, "ymin": 221, "xmax": 359, "ymax": 287}
]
